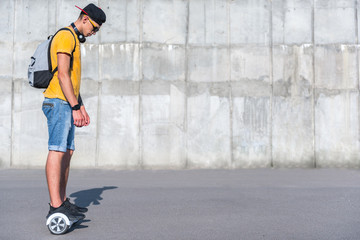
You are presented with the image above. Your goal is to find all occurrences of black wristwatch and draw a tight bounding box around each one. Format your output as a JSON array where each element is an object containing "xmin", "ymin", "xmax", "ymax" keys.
[{"xmin": 72, "ymin": 104, "xmax": 81, "ymax": 111}]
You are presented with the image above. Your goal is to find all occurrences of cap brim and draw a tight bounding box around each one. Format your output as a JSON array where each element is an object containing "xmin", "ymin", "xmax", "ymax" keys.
[{"xmin": 75, "ymin": 5, "xmax": 88, "ymax": 15}]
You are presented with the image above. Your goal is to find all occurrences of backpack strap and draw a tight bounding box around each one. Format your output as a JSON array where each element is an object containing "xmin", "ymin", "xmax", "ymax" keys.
[{"xmin": 48, "ymin": 27, "xmax": 77, "ymax": 75}]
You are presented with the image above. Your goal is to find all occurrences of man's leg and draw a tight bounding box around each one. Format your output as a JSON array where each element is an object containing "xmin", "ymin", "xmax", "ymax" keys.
[
  {"xmin": 46, "ymin": 150, "xmax": 66, "ymax": 208},
  {"xmin": 60, "ymin": 149, "xmax": 73, "ymax": 202}
]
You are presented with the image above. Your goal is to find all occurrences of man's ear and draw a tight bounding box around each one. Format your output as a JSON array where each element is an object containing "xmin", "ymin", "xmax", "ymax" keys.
[{"xmin": 82, "ymin": 15, "xmax": 88, "ymax": 23}]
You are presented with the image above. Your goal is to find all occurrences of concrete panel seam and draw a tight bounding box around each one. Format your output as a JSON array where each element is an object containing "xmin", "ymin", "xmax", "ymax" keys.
[
  {"xmin": 55, "ymin": 0, "xmax": 58, "ymax": 28},
  {"xmin": 269, "ymin": 0, "xmax": 274, "ymax": 168},
  {"xmin": 47, "ymin": 1, "xmax": 49, "ymax": 34},
  {"xmin": 312, "ymin": 0, "xmax": 317, "ymax": 168},
  {"xmin": 272, "ymin": 43, "xmax": 314, "ymax": 47},
  {"xmin": 125, "ymin": 0, "xmax": 128, "ymax": 41},
  {"xmin": 95, "ymin": 83, "xmax": 102, "ymax": 167},
  {"xmin": 355, "ymin": 0, "xmax": 358, "ymax": 45},
  {"xmin": 356, "ymin": 0, "xmax": 360, "ymax": 89},
  {"xmin": 357, "ymin": 0, "xmax": 360, "ymax": 168},
  {"xmin": 314, "ymin": 43, "xmax": 360, "ymax": 47},
  {"xmin": 96, "ymin": 8, "xmax": 101, "ymax": 167},
  {"xmin": 10, "ymin": 0, "xmax": 17, "ymax": 167},
  {"xmin": 10, "ymin": 81, "xmax": 14, "ymax": 167},
  {"xmin": 139, "ymin": 0, "xmax": 144, "ymax": 169},
  {"xmin": 227, "ymin": 0, "xmax": 233, "ymax": 168},
  {"xmin": 184, "ymin": 0, "xmax": 190, "ymax": 169}
]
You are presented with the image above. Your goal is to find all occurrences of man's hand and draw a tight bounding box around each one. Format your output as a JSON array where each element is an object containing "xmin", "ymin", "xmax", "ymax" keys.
[
  {"xmin": 73, "ymin": 109, "xmax": 86, "ymax": 127},
  {"xmin": 80, "ymin": 105, "xmax": 90, "ymax": 126}
]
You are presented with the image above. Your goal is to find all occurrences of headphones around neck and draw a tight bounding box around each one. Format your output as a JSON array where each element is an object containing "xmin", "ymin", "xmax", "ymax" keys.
[{"xmin": 71, "ymin": 22, "xmax": 86, "ymax": 43}]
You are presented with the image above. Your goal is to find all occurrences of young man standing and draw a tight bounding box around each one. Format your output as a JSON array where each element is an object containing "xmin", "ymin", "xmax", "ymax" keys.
[{"xmin": 42, "ymin": 4, "xmax": 106, "ymax": 220}]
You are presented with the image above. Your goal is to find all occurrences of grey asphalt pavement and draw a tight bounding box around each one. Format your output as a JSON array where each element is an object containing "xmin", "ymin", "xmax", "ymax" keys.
[{"xmin": 1, "ymin": 168, "xmax": 360, "ymax": 240}]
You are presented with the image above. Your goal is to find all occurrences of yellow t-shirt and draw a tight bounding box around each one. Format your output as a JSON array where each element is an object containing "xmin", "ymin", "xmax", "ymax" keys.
[{"xmin": 43, "ymin": 27, "xmax": 81, "ymax": 101}]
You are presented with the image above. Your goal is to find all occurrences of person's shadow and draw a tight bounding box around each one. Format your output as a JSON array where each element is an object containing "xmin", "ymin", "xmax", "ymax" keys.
[
  {"xmin": 66, "ymin": 186, "xmax": 118, "ymax": 233},
  {"xmin": 70, "ymin": 186, "xmax": 118, "ymax": 207}
]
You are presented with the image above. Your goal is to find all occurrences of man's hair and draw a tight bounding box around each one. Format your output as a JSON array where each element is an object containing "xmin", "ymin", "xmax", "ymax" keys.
[{"xmin": 78, "ymin": 13, "xmax": 86, "ymax": 19}]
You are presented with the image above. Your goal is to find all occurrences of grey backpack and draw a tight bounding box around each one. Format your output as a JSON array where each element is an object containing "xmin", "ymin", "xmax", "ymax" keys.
[{"xmin": 28, "ymin": 28, "xmax": 76, "ymax": 88}]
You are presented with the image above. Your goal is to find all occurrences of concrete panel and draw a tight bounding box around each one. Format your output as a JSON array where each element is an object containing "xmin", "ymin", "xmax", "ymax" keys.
[
  {"xmin": 99, "ymin": 0, "xmax": 140, "ymax": 43},
  {"xmin": 187, "ymin": 83, "xmax": 231, "ymax": 168},
  {"xmin": 142, "ymin": 43, "xmax": 185, "ymax": 81},
  {"xmin": 12, "ymin": 80, "xmax": 48, "ymax": 167},
  {"xmin": 142, "ymin": 0, "xmax": 187, "ymax": 44},
  {"xmin": 100, "ymin": 43, "xmax": 140, "ymax": 81},
  {"xmin": 231, "ymin": 46, "xmax": 271, "ymax": 82},
  {"xmin": 273, "ymin": 45, "xmax": 314, "ymax": 97},
  {"xmin": 0, "ymin": 78, "xmax": 12, "ymax": 167},
  {"xmin": 141, "ymin": 81, "xmax": 186, "ymax": 168},
  {"xmin": 314, "ymin": 8, "xmax": 356, "ymax": 44},
  {"xmin": 315, "ymin": 45, "xmax": 358, "ymax": 89},
  {"xmin": 14, "ymin": 0, "xmax": 53, "ymax": 43},
  {"xmin": 315, "ymin": 90, "xmax": 360, "ymax": 167},
  {"xmin": 0, "ymin": 0, "xmax": 14, "ymax": 41},
  {"xmin": 72, "ymin": 79, "xmax": 99, "ymax": 168},
  {"xmin": 272, "ymin": 3, "xmax": 312, "ymax": 44},
  {"xmin": 230, "ymin": 0, "xmax": 270, "ymax": 45},
  {"xmin": 81, "ymin": 44, "xmax": 99, "ymax": 81},
  {"xmin": 98, "ymin": 81, "xmax": 140, "ymax": 168},
  {"xmin": 188, "ymin": 0, "xmax": 229, "ymax": 46},
  {"xmin": 0, "ymin": 42, "xmax": 13, "ymax": 78},
  {"xmin": 273, "ymin": 98, "xmax": 314, "ymax": 167},
  {"xmin": 188, "ymin": 47, "xmax": 229, "ymax": 82},
  {"xmin": 272, "ymin": 45, "xmax": 314, "ymax": 167},
  {"xmin": 232, "ymin": 96, "xmax": 271, "ymax": 168}
]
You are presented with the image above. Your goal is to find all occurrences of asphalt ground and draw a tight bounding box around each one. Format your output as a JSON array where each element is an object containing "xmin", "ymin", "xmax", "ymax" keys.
[{"xmin": 1, "ymin": 168, "xmax": 360, "ymax": 240}]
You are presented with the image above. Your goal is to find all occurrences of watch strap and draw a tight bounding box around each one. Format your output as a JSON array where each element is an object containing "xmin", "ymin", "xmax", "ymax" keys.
[{"xmin": 72, "ymin": 104, "xmax": 81, "ymax": 111}]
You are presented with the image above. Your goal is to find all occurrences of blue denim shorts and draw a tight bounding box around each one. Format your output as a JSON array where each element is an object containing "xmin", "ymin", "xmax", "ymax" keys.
[{"xmin": 42, "ymin": 98, "xmax": 75, "ymax": 152}]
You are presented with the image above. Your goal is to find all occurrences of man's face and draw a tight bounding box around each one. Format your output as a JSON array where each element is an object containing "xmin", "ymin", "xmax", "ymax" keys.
[{"xmin": 83, "ymin": 15, "xmax": 100, "ymax": 37}]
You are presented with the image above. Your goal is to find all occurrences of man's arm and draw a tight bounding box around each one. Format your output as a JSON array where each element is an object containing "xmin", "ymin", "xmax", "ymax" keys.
[
  {"xmin": 57, "ymin": 52, "xmax": 85, "ymax": 127},
  {"xmin": 57, "ymin": 53, "xmax": 78, "ymax": 107}
]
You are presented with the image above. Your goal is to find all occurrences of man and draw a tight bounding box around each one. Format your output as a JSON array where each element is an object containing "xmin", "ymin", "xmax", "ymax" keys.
[{"xmin": 42, "ymin": 4, "xmax": 106, "ymax": 220}]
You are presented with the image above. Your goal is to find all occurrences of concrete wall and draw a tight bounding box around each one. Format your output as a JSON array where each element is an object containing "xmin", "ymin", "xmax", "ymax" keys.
[{"xmin": 1, "ymin": 0, "xmax": 360, "ymax": 169}]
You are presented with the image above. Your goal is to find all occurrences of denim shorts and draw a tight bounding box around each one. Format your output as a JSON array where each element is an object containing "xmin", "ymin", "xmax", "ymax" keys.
[{"xmin": 42, "ymin": 98, "xmax": 75, "ymax": 152}]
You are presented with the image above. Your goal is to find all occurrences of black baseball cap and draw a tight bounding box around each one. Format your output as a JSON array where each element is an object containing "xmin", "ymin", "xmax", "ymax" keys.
[{"xmin": 75, "ymin": 4, "xmax": 106, "ymax": 26}]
